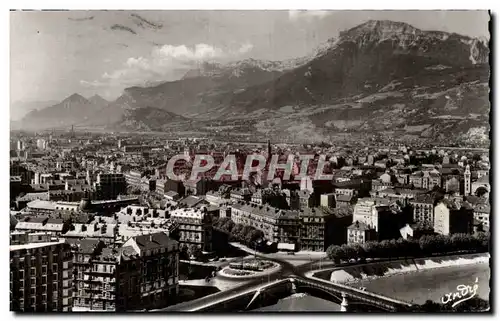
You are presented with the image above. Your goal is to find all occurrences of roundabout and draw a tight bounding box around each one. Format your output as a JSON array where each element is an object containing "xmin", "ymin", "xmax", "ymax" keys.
[{"xmin": 218, "ymin": 258, "xmax": 283, "ymax": 280}]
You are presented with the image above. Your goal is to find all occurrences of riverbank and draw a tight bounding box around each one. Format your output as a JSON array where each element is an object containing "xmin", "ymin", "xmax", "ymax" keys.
[
  {"xmin": 350, "ymin": 263, "xmax": 490, "ymax": 305},
  {"xmin": 323, "ymin": 253, "xmax": 489, "ymax": 284}
]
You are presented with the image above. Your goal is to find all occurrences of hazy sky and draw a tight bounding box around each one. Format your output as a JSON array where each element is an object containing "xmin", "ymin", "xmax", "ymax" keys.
[{"xmin": 10, "ymin": 10, "xmax": 490, "ymax": 102}]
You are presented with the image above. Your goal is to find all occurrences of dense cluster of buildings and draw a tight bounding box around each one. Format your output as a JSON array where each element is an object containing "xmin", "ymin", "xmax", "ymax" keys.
[{"xmin": 10, "ymin": 132, "xmax": 491, "ymax": 311}]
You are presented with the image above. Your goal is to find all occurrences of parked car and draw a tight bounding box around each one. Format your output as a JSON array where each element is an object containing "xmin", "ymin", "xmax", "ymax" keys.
[
  {"xmin": 287, "ymin": 252, "xmax": 295, "ymax": 256},
  {"xmin": 348, "ymin": 259, "xmax": 356, "ymax": 264}
]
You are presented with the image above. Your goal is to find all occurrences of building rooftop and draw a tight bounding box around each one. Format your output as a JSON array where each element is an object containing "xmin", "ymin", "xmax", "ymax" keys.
[
  {"xmin": 170, "ymin": 207, "xmax": 205, "ymax": 219},
  {"xmin": 336, "ymin": 194, "xmax": 353, "ymax": 202},
  {"xmin": 66, "ymin": 238, "xmax": 102, "ymax": 253},
  {"xmin": 132, "ymin": 232, "xmax": 178, "ymax": 251},
  {"xmin": 10, "ymin": 240, "xmax": 65, "ymax": 251},
  {"xmin": 27, "ymin": 200, "xmax": 56, "ymax": 211},
  {"xmin": 178, "ymin": 195, "xmax": 205, "ymax": 208},
  {"xmin": 232, "ymin": 201, "xmax": 287, "ymax": 220},
  {"xmin": 348, "ymin": 221, "xmax": 371, "ymax": 231},
  {"xmin": 165, "ymin": 191, "xmax": 180, "ymax": 198},
  {"xmin": 412, "ymin": 194, "xmax": 435, "ymax": 204}
]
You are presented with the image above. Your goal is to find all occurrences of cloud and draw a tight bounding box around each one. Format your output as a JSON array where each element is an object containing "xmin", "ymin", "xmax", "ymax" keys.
[
  {"xmin": 238, "ymin": 43, "xmax": 254, "ymax": 54},
  {"xmin": 80, "ymin": 80, "xmax": 108, "ymax": 87},
  {"xmin": 289, "ymin": 10, "xmax": 332, "ymax": 21},
  {"xmin": 83, "ymin": 42, "xmax": 254, "ymax": 89}
]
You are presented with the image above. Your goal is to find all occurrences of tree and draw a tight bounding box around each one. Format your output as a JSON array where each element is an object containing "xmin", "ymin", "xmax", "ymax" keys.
[
  {"xmin": 327, "ymin": 245, "xmax": 346, "ymax": 263},
  {"xmin": 231, "ymin": 224, "xmax": 244, "ymax": 238},
  {"xmin": 475, "ymin": 186, "xmax": 488, "ymax": 198},
  {"xmin": 472, "ymin": 153, "xmax": 481, "ymax": 162},
  {"xmin": 379, "ymin": 240, "xmax": 393, "ymax": 258},
  {"xmin": 188, "ymin": 245, "xmax": 203, "ymax": 260},
  {"xmin": 222, "ymin": 219, "xmax": 235, "ymax": 233},
  {"xmin": 476, "ymin": 232, "xmax": 490, "ymax": 251},
  {"xmin": 350, "ymin": 243, "xmax": 365, "ymax": 259},
  {"xmin": 360, "ymin": 241, "xmax": 375, "ymax": 259},
  {"xmin": 179, "ymin": 245, "xmax": 189, "ymax": 260},
  {"xmin": 231, "ymin": 225, "xmax": 247, "ymax": 242},
  {"xmin": 341, "ymin": 244, "xmax": 356, "ymax": 260},
  {"xmin": 245, "ymin": 229, "xmax": 264, "ymax": 245}
]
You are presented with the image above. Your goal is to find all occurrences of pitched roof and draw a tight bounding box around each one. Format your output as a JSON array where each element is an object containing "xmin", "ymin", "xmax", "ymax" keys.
[
  {"xmin": 132, "ymin": 232, "xmax": 177, "ymax": 250},
  {"xmin": 165, "ymin": 191, "xmax": 179, "ymax": 197},
  {"xmin": 348, "ymin": 221, "xmax": 371, "ymax": 231},
  {"xmin": 336, "ymin": 194, "xmax": 353, "ymax": 202},
  {"xmin": 178, "ymin": 195, "xmax": 204, "ymax": 207},
  {"xmin": 412, "ymin": 194, "xmax": 435, "ymax": 204},
  {"xmin": 66, "ymin": 238, "xmax": 102, "ymax": 253},
  {"xmin": 27, "ymin": 200, "xmax": 56, "ymax": 211}
]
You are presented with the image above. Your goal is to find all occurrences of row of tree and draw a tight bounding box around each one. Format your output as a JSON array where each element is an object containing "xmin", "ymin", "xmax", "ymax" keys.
[
  {"xmin": 213, "ymin": 217, "xmax": 265, "ymax": 247},
  {"xmin": 326, "ymin": 232, "xmax": 490, "ymax": 263},
  {"xmin": 179, "ymin": 244, "xmax": 203, "ymax": 261}
]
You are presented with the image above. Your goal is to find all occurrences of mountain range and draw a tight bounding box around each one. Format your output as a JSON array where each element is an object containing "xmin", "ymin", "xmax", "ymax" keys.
[{"xmin": 13, "ymin": 20, "xmax": 490, "ymax": 144}]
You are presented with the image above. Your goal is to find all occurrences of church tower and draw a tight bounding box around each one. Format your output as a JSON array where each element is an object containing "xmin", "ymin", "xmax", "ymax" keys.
[{"xmin": 464, "ymin": 165, "xmax": 471, "ymax": 196}]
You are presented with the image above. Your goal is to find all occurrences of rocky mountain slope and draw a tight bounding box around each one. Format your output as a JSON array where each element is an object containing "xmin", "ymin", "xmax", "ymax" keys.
[{"xmin": 16, "ymin": 20, "xmax": 490, "ymax": 143}]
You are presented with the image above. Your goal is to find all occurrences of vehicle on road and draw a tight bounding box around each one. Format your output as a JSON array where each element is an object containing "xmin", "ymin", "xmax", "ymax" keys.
[{"xmin": 287, "ymin": 252, "xmax": 295, "ymax": 256}]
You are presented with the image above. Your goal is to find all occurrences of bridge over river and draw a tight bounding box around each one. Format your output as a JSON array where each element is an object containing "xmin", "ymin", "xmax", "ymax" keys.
[{"xmin": 159, "ymin": 275, "xmax": 412, "ymax": 312}]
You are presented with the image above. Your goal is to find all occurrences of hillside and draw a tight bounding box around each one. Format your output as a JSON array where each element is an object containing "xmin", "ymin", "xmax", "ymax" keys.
[
  {"xmin": 16, "ymin": 20, "xmax": 490, "ymax": 143},
  {"xmin": 18, "ymin": 94, "xmax": 100, "ymax": 130}
]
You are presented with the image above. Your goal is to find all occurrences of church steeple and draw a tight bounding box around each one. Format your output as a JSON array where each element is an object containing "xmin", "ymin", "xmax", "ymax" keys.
[{"xmin": 464, "ymin": 164, "xmax": 471, "ymax": 196}]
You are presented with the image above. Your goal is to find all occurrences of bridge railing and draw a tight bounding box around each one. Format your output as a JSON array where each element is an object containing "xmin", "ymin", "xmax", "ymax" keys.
[{"xmin": 296, "ymin": 277, "xmax": 412, "ymax": 307}]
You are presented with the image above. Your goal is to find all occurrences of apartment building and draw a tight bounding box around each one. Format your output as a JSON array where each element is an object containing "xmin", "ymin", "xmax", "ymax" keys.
[
  {"xmin": 169, "ymin": 208, "xmax": 213, "ymax": 252},
  {"xmin": 10, "ymin": 240, "xmax": 73, "ymax": 312},
  {"xmin": 410, "ymin": 194, "xmax": 435, "ymax": 225},
  {"xmin": 71, "ymin": 232, "xmax": 179, "ymax": 311},
  {"xmin": 299, "ymin": 207, "xmax": 352, "ymax": 251},
  {"xmin": 434, "ymin": 199, "xmax": 474, "ymax": 236},
  {"xmin": 95, "ymin": 173, "xmax": 127, "ymax": 200},
  {"xmin": 231, "ymin": 202, "xmax": 353, "ymax": 251}
]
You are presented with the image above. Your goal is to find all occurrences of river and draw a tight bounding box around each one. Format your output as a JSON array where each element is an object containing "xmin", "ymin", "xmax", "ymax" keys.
[
  {"xmin": 254, "ymin": 293, "xmax": 341, "ymax": 312},
  {"xmin": 349, "ymin": 263, "xmax": 490, "ymax": 305},
  {"xmin": 253, "ymin": 263, "xmax": 489, "ymax": 311}
]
